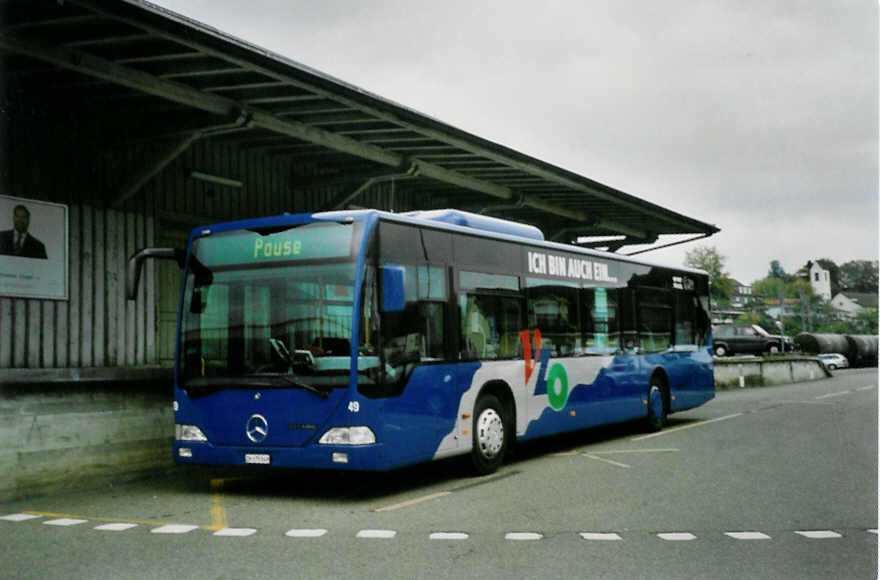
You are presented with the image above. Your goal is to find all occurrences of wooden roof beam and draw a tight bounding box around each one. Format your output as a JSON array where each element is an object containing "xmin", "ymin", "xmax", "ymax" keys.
[
  {"xmin": 0, "ymin": 28, "xmax": 644, "ymax": 235},
  {"xmin": 75, "ymin": 0, "xmax": 716, "ymax": 235}
]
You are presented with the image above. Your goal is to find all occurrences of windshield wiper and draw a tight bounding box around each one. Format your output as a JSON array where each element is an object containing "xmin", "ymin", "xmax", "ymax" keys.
[
  {"xmin": 266, "ymin": 338, "xmax": 325, "ymax": 398},
  {"xmin": 273, "ymin": 374, "xmax": 329, "ymax": 399}
]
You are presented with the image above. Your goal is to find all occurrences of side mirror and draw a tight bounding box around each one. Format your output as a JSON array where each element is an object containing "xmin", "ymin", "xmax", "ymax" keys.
[
  {"xmin": 126, "ymin": 248, "xmax": 184, "ymax": 300},
  {"xmin": 380, "ymin": 265, "xmax": 406, "ymax": 313}
]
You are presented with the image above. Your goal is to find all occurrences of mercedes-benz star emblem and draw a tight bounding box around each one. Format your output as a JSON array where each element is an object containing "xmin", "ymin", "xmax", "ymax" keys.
[{"xmin": 245, "ymin": 414, "xmax": 269, "ymax": 443}]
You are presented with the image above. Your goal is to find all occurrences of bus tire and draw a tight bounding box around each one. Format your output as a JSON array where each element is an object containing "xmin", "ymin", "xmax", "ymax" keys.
[
  {"xmin": 470, "ymin": 394, "xmax": 507, "ymax": 475},
  {"xmin": 645, "ymin": 382, "xmax": 667, "ymax": 432}
]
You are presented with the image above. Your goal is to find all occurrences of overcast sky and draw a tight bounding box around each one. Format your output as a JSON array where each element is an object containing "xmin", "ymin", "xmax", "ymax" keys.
[{"xmin": 153, "ymin": 0, "xmax": 878, "ymax": 284}]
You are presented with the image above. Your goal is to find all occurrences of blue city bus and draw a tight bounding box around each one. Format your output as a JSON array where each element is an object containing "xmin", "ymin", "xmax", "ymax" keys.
[{"xmin": 128, "ymin": 209, "xmax": 714, "ymax": 474}]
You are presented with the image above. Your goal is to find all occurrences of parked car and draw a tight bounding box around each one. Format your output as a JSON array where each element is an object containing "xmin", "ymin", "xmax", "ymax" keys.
[
  {"xmin": 817, "ymin": 353, "xmax": 849, "ymax": 370},
  {"xmin": 712, "ymin": 324, "xmax": 792, "ymax": 357}
]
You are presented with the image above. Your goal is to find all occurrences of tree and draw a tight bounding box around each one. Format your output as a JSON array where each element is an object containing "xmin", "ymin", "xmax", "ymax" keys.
[
  {"xmin": 752, "ymin": 277, "xmax": 783, "ymax": 299},
  {"xmin": 736, "ymin": 309, "xmax": 777, "ymax": 331},
  {"xmin": 854, "ymin": 308, "xmax": 879, "ymax": 334},
  {"xmin": 751, "ymin": 262, "xmax": 824, "ymax": 333},
  {"xmin": 751, "ymin": 276, "xmax": 811, "ymax": 300},
  {"xmin": 839, "ymin": 260, "xmax": 879, "ymax": 293},
  {"xmin": 684, "ymin": 246, "xmax": 734, "ymax": 306},
  {"xmin": 768, "ymin": 260, "xmax": 789, "ymax": 281}
]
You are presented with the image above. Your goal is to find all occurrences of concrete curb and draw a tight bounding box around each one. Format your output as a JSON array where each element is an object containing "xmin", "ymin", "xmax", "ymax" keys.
[{"xmin": 713, "ymin": 356, "xmax": 831, "ymax": 390}]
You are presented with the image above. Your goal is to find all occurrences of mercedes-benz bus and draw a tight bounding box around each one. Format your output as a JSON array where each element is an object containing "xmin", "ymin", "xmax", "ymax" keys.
[{"xmin": 128, "ymin": 209, "xmax": 714, "ymax": 474}]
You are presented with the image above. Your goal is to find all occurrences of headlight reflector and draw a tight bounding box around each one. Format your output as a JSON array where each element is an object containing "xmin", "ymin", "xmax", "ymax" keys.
[{"xmin": 318, "ymin": 426, "xmax": 376, "ymax": 445}]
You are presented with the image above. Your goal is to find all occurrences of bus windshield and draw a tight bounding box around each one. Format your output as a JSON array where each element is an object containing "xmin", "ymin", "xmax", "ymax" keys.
[{"xmin": 178, "ymin": 222, "xmax": 373, "ymax": 394}]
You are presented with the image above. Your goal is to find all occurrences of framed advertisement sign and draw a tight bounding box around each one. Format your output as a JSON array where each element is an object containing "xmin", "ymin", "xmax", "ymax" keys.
[{"xmin": 0, "ymin": 195, "xmax": 69, "ymax": 300}]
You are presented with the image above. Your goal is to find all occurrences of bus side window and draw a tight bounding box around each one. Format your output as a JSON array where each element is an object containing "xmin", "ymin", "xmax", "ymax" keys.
[
  {"xmin": 674, "ymin": 292, "xmax": 696, "ymax": 347},
  {"xmin": 526, "ymin": 278, "xmax": 580, "ymax": 357},
  {"xmin": 463, "ymin": 295, "xmax": 490, "ymax": 357},
  {"xmin": 619, "ymin": 288, "xmax": 638, "ymax": 352},
  {"xmin": 381, "ymin": 263, "xmax": 447, "ymax": 366},
  {"xmin": 637, "ymin": 288, "xmax": 672, "ymax": 352},
  {"xmin": 458, "ymin": 270, "xmax": 522, "ymax": 361},
  {"xmin": 459, "ymin": 294, "xmax": 522, "ymax": 360},
  {"xmin": 581, "ymin": 286, "xmax": 619, "ymax": 354}
]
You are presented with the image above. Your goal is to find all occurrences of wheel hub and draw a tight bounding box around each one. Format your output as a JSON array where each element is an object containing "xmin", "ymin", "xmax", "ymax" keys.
[{"xmin": 476, "ymin": 408, "xmax": 504, "ymax": 458}]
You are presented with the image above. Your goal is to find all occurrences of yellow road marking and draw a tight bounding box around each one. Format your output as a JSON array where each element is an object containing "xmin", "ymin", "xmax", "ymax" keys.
[
  {"xmin": 209, "ymin": 478, "xmax": 228, "ymax": 531},
  {"xmin": 374, "ymin": 491, "xmax": 451, "ymax": 512},
  {"xmin": 631, "ymin": 413, "xmax": 744, "ymax": 441}
]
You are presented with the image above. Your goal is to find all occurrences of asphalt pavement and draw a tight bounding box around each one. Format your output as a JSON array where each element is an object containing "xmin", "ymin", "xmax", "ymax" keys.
[{"xmin": 1, "ymin": 367, "xmax": 876, "ymax": 579}]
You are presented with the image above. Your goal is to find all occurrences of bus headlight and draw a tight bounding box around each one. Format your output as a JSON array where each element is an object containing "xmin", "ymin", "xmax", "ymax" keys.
[
  {"xmin": 175, "ymin": 424, "xmax": 208, "ymax": 442},
  {"xmin": 318, "ymin": 426, "xmax": 376, "ymax": 445}
]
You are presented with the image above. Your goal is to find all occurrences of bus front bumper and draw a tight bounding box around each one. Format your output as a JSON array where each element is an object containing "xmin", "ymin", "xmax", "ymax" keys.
[{"xmin": 172, "ymin": 441, "xmax": 388, "ymax": 471}]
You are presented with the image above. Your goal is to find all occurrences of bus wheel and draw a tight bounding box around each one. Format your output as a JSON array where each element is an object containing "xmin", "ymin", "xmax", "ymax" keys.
[
  {"xmin": 470, "ymin": 394, "xmax": 507, "ymax": 475},
  {"xmin": 646, "ymin": 382, "xmax": 667, "ymax": 432}
]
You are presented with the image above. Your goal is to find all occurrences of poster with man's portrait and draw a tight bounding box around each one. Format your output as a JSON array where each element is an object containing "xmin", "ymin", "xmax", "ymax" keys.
[{"xmin": 0, "ymin": 195, "xmax": 68, "ymax": 300}]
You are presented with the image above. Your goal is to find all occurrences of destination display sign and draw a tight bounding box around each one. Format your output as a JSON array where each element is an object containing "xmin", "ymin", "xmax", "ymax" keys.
[
  {"xmin": 195, "ymin": 223, "xmax": 355, "ymax": 267},
  {"xmin": 526, "ymin": 250, "xmax": 619, "ymax": 284}
]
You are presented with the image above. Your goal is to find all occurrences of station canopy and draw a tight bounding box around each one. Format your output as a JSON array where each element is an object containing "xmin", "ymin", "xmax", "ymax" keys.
[{"xmin": 0, "ymin": 0, "xmax": 719, "ymax": 252}]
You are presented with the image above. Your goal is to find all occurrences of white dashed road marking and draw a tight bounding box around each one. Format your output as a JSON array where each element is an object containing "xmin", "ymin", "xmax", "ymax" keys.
[
  {"xmin": 150, "ymin": 524, "xmax": 199, "ymax": 534},
  {"xmin": 583, "ymin": 453, "xmax": 631, "ymax": 469},
  {"xmin": 3, "ymin": 513, "xmax": 873, "ymax": 542},
  {"xmin": 795, "ymin": 530, "xmax": 842, "ymax": 539},
  {"xmin": 285, "ymin": 528, "xmax": 328, "ymax": 538},
  {"xmin": 658, "ymin": 532, "xmax": 697, "ymax": 541},
  {"xmin": 505, "ymin": 532, "xmax": 543, "ymax": 541},
  {"xmin": 590, "ymin": 448, "xmax": 680, "ymax": 455},
  {"xmin": 94, "ymin": 523, "xmax": 138, "ymax": 532},
  {"xmin": 856, "ymin": 385, "xmax": 875, "ymax": 392},
  {"xmin": 214, "ymin": 527, "xmax": 257, "ymax": 537},
  {"xmin": 815, "ymin": 390, "xmax": 851, "ymax": 400},
  {"xmin": 579, "ymin": 532, "xmax": 622, "ymax": 541},
  {"xmin": 374, "ymin": 491, "xmax": 451, "ymax": 512},
  {"xmin": 0, "ymin": 513, "xmax": 42, "ymax": 521},
  {"xmin": 725, "ymin": 532, "xmax": 771, "ymax": 540},
  {"xmin": 356, "ymin": 529, "xmax": 396, "ymax": 539},
  {"xmin": 429, "ymin": 532, "xmax": 469, "ymax": 540},
  {"xmin": 43, "ymin": 518, "xmax": 88, "ymax": 527},
  {"xmin": 631, "ymin": 413, "xmax": 743, "ymax": 441}
]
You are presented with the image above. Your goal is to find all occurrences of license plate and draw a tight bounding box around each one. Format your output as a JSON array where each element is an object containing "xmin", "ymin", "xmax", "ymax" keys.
[{"xmin": 245, "ymin": 453, "xmax": 271, "ymax": 465}]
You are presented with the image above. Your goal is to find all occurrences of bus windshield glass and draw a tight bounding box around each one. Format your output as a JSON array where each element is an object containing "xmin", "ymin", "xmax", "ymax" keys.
[{"xmin": 178, "ymin": 222, "xmax": 372, "ymax": 394}]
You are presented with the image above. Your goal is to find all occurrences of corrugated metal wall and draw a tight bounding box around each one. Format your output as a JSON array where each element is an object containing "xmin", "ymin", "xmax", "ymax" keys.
[{"xmin": 0, "ymin": 133, "xmax": 416, "ymax": 370}]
